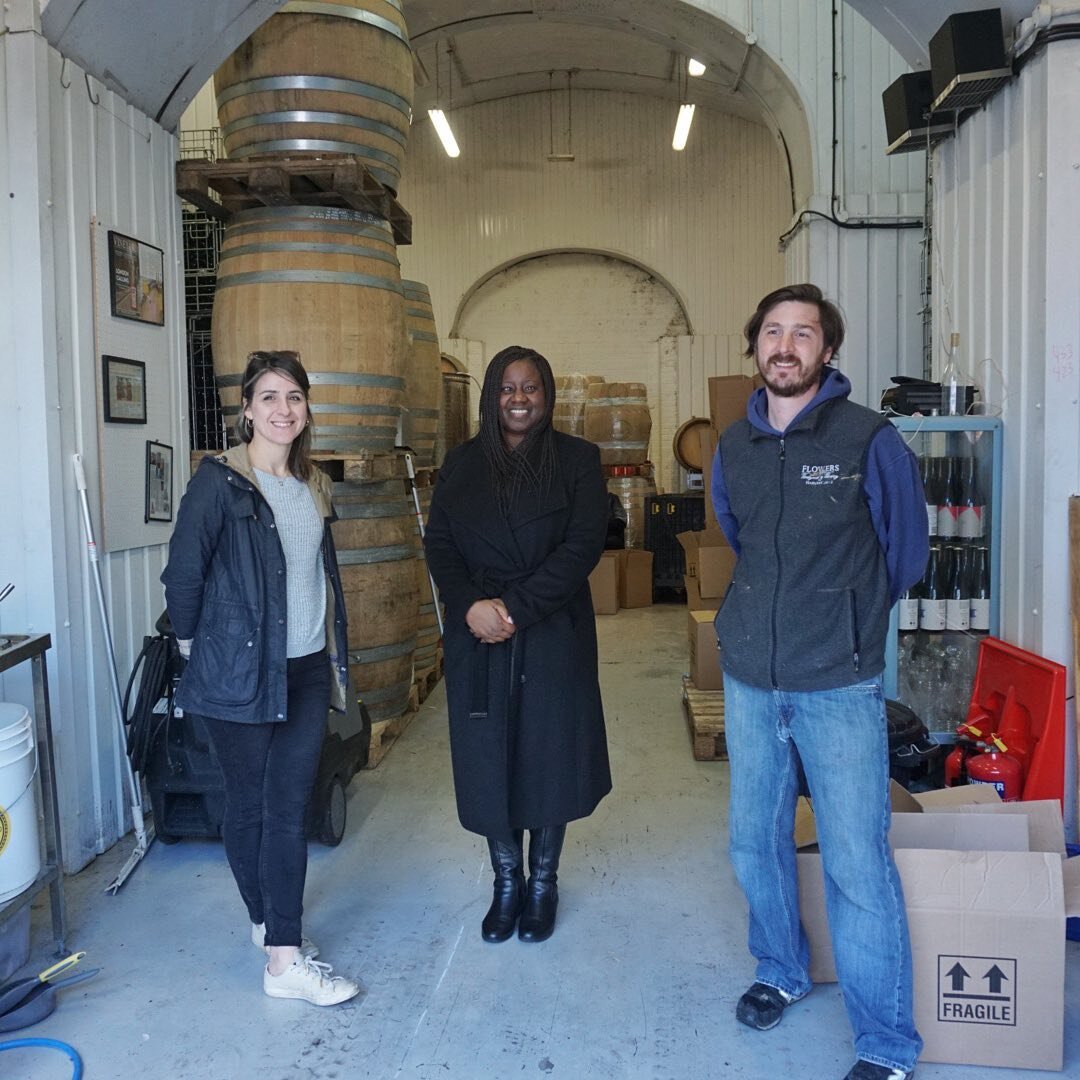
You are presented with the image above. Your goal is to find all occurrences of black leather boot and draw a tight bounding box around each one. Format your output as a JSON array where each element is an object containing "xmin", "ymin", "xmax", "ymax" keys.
[
  {"xmin": 481, "ymin": 831, "xmax": 525, "ymax": 943},
  {"xmin": 518, "ymin": 824, "xmax": 566, "ymax": 943}
]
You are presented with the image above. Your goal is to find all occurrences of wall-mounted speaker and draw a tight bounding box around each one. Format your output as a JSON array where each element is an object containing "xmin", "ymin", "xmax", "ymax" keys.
[
  {"xmin": 929, "ymin": 8, "xmax": 1012, "ymax": 112},
  {"xmin": 882, "ymin": 71, "xmax": 953, "ymax": 155}
]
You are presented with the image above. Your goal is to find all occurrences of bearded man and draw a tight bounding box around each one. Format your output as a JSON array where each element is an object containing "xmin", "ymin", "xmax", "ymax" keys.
[{"xmin": 710, "ymin": 284, "xmax": 929, "ymax": 1080}]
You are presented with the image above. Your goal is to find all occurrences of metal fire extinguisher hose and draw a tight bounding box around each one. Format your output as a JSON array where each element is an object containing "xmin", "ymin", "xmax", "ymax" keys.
[{"xmin": 404, "ymin": 452, "xmax": 444, "ymax": 636}]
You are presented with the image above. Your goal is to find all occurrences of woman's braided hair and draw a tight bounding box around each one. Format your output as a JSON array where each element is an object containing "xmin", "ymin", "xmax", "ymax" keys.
[{"xmin": 477, "ymin": 345, "xmax": 559, "ymax": 515}]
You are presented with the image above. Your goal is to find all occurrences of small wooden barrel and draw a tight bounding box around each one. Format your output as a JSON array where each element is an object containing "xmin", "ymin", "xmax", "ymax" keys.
[
  {"xmin": 437, "ymin": 372, "xmax": 471, "ymax": 465},
  {"xmin": 584, "ymin": 382, "xmax": 652, "ymax": 465},
  {"xmin": 553, "ymin": 374, "xmax": 603, "ymax": 438},
  {"xmin": 211, "ymin": 205, "xmax": 406, "ymax": 454},
  {"xmin": 331, "ymin": 479, "xmax": 419, "ymax": 723},
  {"xmin": 214, "ymin": 0, "xmax": 414, "ymax": 192},
  {"xmin": 672, "ymin": 417, "xmax": 713, "ymax": 472},
  {"xmin": 607, "ymin": 474, "xmax": 658, "ymax": 549},
  {"xmin": 400, "ymin": 281, "xmax": 442, "ymax": 468}
]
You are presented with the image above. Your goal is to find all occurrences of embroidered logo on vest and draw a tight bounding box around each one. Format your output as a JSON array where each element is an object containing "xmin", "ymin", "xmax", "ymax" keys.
[{"xmin": 801, "ymin": 463, "xmax": 841, "ymax": 485}]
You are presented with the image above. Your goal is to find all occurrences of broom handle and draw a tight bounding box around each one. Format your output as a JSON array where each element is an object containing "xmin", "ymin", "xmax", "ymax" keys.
[{"xmin": 72, "ymin": 454, "xmax": 147, "ymax": 841}]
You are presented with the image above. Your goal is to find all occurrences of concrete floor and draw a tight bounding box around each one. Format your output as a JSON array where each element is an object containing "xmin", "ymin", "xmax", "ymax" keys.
[{"xmin": 4, "ymin": 603, "xmax": 1078, "ymax": 1079}]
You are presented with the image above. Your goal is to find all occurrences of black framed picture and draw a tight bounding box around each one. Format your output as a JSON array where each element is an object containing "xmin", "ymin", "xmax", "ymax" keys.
[
  {"xmin": 102, "ymin": 355, "xmax": 147, "ymax": 424},
  {"xmin": 145, "ymin": 441, "xmax": 173, "ymax": 523},
  {"xmin": 107, "ymin": 230, "xmax": 165, "ymax": 326}
]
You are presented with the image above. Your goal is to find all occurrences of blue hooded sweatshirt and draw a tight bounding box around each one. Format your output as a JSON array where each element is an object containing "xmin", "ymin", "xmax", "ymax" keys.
[{"xmin": 710, "ymin": 368, "xmax": 929, "ymax": 690}]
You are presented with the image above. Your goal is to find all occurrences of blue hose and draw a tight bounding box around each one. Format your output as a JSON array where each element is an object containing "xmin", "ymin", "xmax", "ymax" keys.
[{"xmin": 0, "ymin": 1037, "xmax": 83, "ymax": 1078}]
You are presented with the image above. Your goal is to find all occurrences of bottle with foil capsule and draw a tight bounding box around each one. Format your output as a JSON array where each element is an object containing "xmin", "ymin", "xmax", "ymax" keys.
[
  {"xmin": 936, "ymin": 455, "xmax": 959, "ymax": 540},
  {"xmin": 918, "ymin": 545, "xmax": 946, "ymax": 631},
  {"xmin": 919, "ymin": 456, "xmax": 939, "ymax": 540},
  {"xmin": 944, "ymin": 546, "xmax": 970, "ymax": 632},
  {"xmin": 957, "ymin": 454, "xmax": 984, "ymax": 540},
  {"xmin": 968, "ymin": 545, "xmax": 991, "ymax": 632}
]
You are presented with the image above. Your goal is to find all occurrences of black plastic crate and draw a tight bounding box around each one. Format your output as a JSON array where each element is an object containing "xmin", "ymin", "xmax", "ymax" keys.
[{"xmin": 644, "ymin": 493, "xmax": 705, "ymax": 587}]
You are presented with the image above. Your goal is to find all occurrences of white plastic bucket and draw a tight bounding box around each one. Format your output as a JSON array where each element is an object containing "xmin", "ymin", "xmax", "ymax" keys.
[{"xmin": 0, "ymin": 703, "xmax": 41, "ymax": 904}]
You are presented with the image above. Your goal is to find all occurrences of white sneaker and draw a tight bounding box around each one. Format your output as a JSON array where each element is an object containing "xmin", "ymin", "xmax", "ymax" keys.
[
  {"xmin": 263, "ymin": 956, "xmax": 361, "ymax": 1006},
  {"xmin": 251, "ymin": 922, "xmax": 319, "ymax": 959}
]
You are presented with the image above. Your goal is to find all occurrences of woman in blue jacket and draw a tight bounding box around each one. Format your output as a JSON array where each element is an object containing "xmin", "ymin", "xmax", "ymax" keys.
[{"xmin": 161, "ymin": 351, "xmax": 359, "ymax": 1006}]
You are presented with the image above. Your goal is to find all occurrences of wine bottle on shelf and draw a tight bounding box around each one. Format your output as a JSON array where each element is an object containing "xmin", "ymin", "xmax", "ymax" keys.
[
  {"xmin": 969, "ymin": 544, "xmax": 991, "ymax": 632},
  {"xmin": 945, "ymin": 546, "xmax": 971, "ymax": 631},
  {"xmin": 919, "ymin": 545, "xmax": 946, "ymax": 631},
  {"xmin": 957, "ymin": 454, "xmax": 985, "ymax": 541},
  {"xmin": 898, "ymin": 577, "xmax": 921, "ymax": 631},
  {"xmin": 940, "ymin": 332, "xmax": 965, "ymax": 416},
  {"xmin": 920, "ymin": 455, "xmax": 939, "ymax": 540},
  {"xmin": 936, "ymin": 456, "xmax": 959, "ymax": 540}
]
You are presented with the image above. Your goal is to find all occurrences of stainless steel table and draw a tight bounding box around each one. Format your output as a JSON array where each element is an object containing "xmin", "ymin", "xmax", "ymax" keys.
[{"xmin": 0, "ymin": 633, "xmax": 67, "ymax": 956}]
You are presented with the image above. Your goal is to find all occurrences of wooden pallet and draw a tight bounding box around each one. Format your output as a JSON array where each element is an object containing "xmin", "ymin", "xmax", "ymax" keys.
[
  {"xmin": 364, "ymin": 705, "xmax": 420, "ymax": 769},
  {"xmin": 414, "ymin": 647, "xmax": 445, "ymax": 705},
  {"xmin": 176, "ymin": 157, "xmax": 412, "ymax": 245},
  {"xmin": 681, "ymin": 674, "xmax": 727, "ymax": 761}
]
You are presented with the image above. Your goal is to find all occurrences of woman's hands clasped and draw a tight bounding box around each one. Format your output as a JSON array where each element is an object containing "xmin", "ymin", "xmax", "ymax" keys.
[{"xmin": 466, "ymin": 599, "xmax": 516, "ymax": 645}]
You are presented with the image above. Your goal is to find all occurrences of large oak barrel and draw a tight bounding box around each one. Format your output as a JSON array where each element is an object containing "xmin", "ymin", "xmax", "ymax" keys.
[
  {"xmin": 211, "ymin": 205, "xmax": 406, "ymax": 454},
  {"xmin": 553, "ymin": 373, "xmax": 604, "ymax": 438},
  {"xmin": 331, "ymin": 479, "xmax": 419, "ymax": 723},
  {"xmin": 437, "ymin": 371, "xmax": 471, "ymax": 465},
  {"xmin": 214, "ymin": 0, "xmax": 414, "ymax": 192},
  {"xmin": 584, "ymin": 382, "xmax": 652, "ymax": 465},
  {"xmin": 400, "ymin": 281, "xmax": 442, "ymax": 468}
]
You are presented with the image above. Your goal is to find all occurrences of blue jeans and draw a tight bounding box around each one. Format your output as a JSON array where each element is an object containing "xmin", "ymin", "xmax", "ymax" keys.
[
  {"xmin": 724, "ymin": 673, "xmax": 922, "ymax": 1072},
  {"xmin": 201, "ymin": 649, "xmax": 329, "ymax": 948}
]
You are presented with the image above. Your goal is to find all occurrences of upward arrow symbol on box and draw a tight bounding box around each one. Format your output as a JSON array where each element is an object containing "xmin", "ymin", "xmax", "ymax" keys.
[
  {"xmin": 945, "ymin": 962, "xmax": 970, "ymax": 991},
  {"xmin": 984, "ymin": 964, "xmax": 1010, "ymax": 994}
]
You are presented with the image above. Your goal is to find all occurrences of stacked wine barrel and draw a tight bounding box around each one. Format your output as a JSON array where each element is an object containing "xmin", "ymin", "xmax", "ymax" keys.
[
  {"xmin": 437, "ymin": 356, "xmax": 471, "ymax": 464},
  {"xmin": 553, "ymin": 373, "xmax": 603, "ymax": 438},
  {"xmin": 554, "ymin": 375, "xmax": 655, "ymax": 548},
  {"xmin": 208, "ymin": 1, "xmax": 448, "ymax": 739}
]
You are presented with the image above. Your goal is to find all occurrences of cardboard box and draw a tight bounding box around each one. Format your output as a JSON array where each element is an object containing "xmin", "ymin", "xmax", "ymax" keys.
[
  {"xmin": 618, "ymin": 549, "xmax": 653, "ymax": 608},
  {"xmin": 697, "ymin": 423, "xmax": 719, "ymax": 528},
  {"xmin": 708, "ymin": 373, "xmax": 761, "ymax": 434},
  {"xmin": 688, "ymin": 609, "xmax": 722, "ymax": 690},
  {"xmin": 683, "ymin": 574, "xmax": 707, "ymax": 611},
  {"xmin": 588, "ymin": 551, "xmax": 620, "ymax": 615},
  {"xmin": 677, "ymin": 527, "xmax": 736, "ymax": 600},
  {"xmin": 794, "ymin": 785, "xmax": 1080, "ymax": 1071}
]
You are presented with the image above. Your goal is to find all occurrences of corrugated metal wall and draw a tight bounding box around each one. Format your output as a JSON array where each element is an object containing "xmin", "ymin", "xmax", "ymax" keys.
[
  {"xmin": 0, "ymin": 25, "xmax": 185, "ymax": 870},
  {"xmin": 929, "ymin": 41, "xmax": 1079, "ymax": 836},
  {"xmin": 931, "ymin": 44, "xmax": 1077, "ymax": 658}
]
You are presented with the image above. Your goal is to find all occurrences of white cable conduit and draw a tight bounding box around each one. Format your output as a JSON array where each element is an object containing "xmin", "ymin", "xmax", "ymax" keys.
[{"xmin": 1013, "ymin": 1, "xmax": 1080, "ymax": 58}]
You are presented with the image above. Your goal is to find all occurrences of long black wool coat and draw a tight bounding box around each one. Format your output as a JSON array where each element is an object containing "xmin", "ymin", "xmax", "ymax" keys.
[{"xmin": 423, "ymin": 431, "xmax": 612, "ymax": 841}]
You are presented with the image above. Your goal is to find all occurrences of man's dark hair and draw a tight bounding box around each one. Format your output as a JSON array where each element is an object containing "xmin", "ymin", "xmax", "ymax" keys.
[
  {"xmin": 743, "ymin": 283, "xmax": 845, "ymax": 360},
  {"xmin": 477, "ymin": 345, "xmax": 558, "ymax": 514}
]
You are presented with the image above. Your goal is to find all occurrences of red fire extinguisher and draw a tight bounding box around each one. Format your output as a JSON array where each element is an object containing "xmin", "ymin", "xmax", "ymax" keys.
[
  {"xmin": 944, "ymin": 722, "xmax": 983, "ymax": 787},
  {"xmin": 966, "ymin": 734, "xmax": 1024, "ymax": 802}
]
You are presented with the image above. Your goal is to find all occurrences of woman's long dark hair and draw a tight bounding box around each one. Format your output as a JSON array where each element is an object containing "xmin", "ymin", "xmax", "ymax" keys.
[
  {"xmin": 478, "ymin": 345, "xmax": 558, "ymax": 514},
  {"xmin": 236, "ymin": 350, "xmax": 315, "ymax": 481}
]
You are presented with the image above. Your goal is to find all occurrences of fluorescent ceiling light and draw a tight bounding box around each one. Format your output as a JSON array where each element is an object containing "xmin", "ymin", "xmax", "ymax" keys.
[
  {"xmin": 428, "ymin": 109, "xmax": 460, "ymax": 158},
  {"xmin": 687, "ymin": 58, "xmax": 706, "ymax": 77},
  {"xmin": 672, "ymin": 103, "xmax": 696, "ymax": 151}
]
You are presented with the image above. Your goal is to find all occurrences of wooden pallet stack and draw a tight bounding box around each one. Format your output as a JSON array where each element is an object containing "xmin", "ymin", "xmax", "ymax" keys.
[{"xmin": 681, "ymin": 674, "xmax": 727, "ymax": 761}]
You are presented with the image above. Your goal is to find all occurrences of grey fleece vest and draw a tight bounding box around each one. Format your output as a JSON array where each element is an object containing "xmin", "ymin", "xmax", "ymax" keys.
[{"xmin": 715, "ymin": 397, "xmax": 890, "ymax": 691}]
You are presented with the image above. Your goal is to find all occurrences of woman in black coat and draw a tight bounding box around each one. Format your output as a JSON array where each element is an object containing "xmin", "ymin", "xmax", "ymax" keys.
[{"xmin": 423, "ymin": 345, "xmax": 612, "ymax": 944}]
